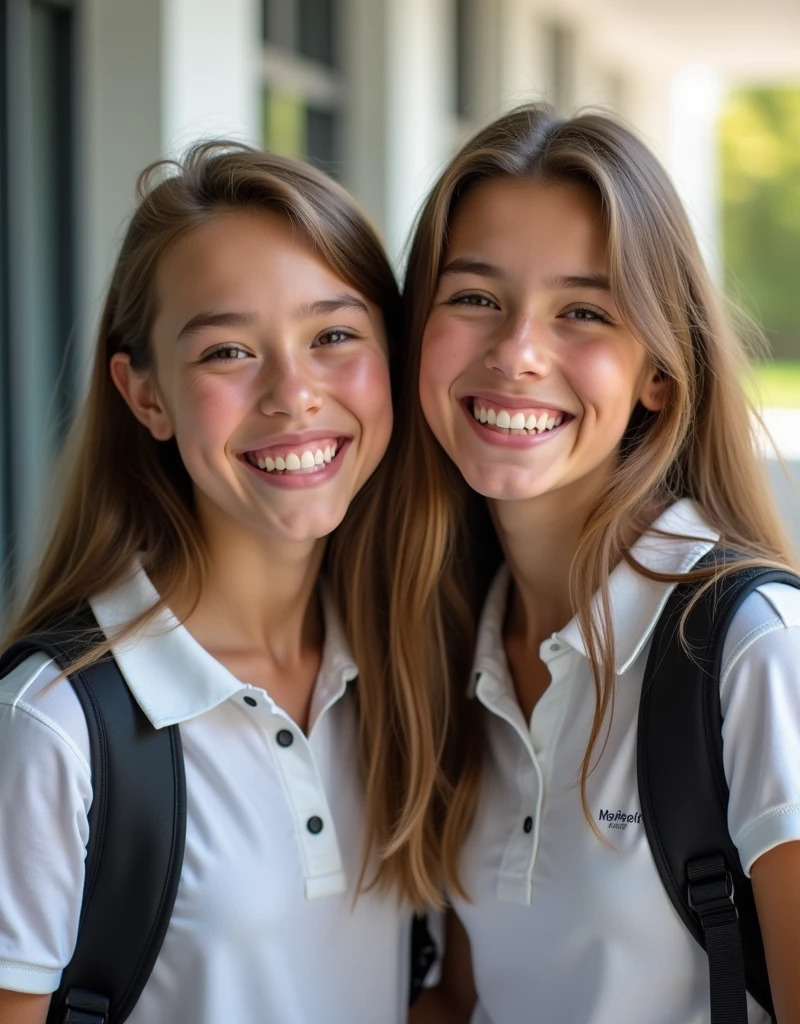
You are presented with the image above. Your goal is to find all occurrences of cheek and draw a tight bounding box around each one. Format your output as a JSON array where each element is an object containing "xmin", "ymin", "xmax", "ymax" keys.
[
  {"xmin": 335, "ymin": 351, "xmax": 393, "ymax": 445},
  {"xmin": 171, "ymin": 373, "xmax": 251, "ymax": 447},
  {"xmin": 571, "ymin": 341, "xmax": 646, "ymax": 414},
  {"xmin": 418, "ymin": 321, "xmax": 464, "ymax": 421}
]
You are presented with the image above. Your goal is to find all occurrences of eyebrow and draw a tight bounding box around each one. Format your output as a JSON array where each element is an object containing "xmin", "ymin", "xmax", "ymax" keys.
[
  {"xmin": 439, "ymin": 257, "xmax": 508, "ymax": 280},
  {"xmin": 439, "ymin": 259, "xmax": 611, "ymax": 295},
  {"xmin": 545, "ymin": 273, "xmax": 611, "ymax": 292},
  {"xmin": 295, "ymin": 293, "xmax": 370, "ymax": 319},
  {"xmin": 175, "ymin": 293, "xmax": 370, "ymax": 342},
  {"xmin": 176, "ymin": 310, "xmax": 258, "ymax": 341}
]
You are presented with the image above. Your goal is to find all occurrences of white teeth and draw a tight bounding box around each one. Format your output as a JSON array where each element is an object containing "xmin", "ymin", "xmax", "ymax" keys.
[
  {"xmin": 555, "ymin": 415, "xmax": 563, "ymax": 427},
  {"xmin": 257, "ymin": 458, "xmax": 266, "ymax": 469},
  {"xmin": 265, "ymin": 457, "xmax": 275, "ymax": 471},
  {"xmin": 509, "ymin": 412, "xmax": 526, "ymax": 430},
  {"xmin": 486, "ymin": 409, "xmax": 497, "ymax": 425},
  {"xmin": 496, "ymin": 410, "xmax": 511, "ymax": 428},
  {"xmin": 274, "ymin": 456, "xmax": 286, "ymax": 471},
  {"xmin": 525, "ymin": 414, "xmax": 537, "ymax": 430},
  {"xmin": 536, "ymin": 413, "xmax": 548, "ymax": 432},
  {"xmin": 473, "ymin": 404, "xmax": 480, "ymax": 420},
  {"xmin": 314, "ymin": 449, "xmax": 324, "ymax": 465},
  {"xmin": 546, "ymin": 417, "xmax": 555, "ymax": 430},
  {"xmin": 300, "ymin": 451, "xmax": 315, "ymax": 469},
  {"xmin": 285, "ymin": 453, "xmax": 301, "ymax": 470},
  {"xmin": 323, "ymin": 446, "xmax": 331, "ymax": 463},
  {"xmin": 479, "ymin": 407, "xmax": 488, "ymax": 423}
]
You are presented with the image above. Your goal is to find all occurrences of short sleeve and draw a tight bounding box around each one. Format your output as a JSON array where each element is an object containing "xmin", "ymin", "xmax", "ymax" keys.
[
  {"xmin": 0, "ymin": 655, "xmax": 92, "ymax": 993},
  {"xmin": 720, "ymin": 583, "xmax": 800, "ymax": 875}
]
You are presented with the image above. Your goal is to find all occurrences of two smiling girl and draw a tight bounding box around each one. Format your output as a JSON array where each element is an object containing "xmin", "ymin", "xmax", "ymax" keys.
[{"xmin": 1, "ymin": 107, "xmax": 798, "ymax": 1023}]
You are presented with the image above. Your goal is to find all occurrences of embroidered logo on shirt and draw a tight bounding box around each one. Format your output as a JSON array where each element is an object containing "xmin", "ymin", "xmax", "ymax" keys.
[{"xmin": 598, "ymin": 808, "xmax": 642, "ymax": 830}]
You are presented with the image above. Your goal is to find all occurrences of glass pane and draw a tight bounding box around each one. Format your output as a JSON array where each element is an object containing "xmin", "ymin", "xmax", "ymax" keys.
[
  {"xmin": 263, "ymin": 0, "xmax": 294, "ymax": 49},
  {"xmin": 297, "ymin": 0, "xmax": 336, "ymax": 67},
  {"xmin": 262, "ymin": 87, "xmax": 305, "ymax": 158},
  {"xmin": 455, "ymin": 0, "xmax": 473, "ymax": 119},
  {"xmin": 306, "ymin": 106, "xmax": 339, "ymax": 177}
]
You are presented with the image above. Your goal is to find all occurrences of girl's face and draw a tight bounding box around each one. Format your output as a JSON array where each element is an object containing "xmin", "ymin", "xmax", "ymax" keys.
[
  {"xmin": 419, "ymin": 178, "xmax": 664, "ymax": 505},
  {"xmin": 114, "ymin": 209, "xmax": 393, "ymax": 546}
]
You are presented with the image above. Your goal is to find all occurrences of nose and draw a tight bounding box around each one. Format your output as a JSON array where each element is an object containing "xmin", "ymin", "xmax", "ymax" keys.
[
  {"xmin": 258, "ymin": 352, "xmax": 322, "ymax": 420},
  {"xmin": 485, "ymin": 315, "xmax": 551, "ymax": 380}
]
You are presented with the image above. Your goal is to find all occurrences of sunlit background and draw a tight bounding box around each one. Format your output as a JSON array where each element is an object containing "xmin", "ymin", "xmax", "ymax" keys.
[{"xmin": 1, "ymin": 0, "xmax": 799, "ymax": 613}]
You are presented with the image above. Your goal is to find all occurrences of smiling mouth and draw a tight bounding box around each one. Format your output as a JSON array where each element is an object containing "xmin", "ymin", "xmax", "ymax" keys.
[
  {"xmin": 244, "ymin": 439, "xmax": 344, "ymax": 476},
  {"xmin": 467, "ymin": 398, "xmax": 573, "ymax": 435}
]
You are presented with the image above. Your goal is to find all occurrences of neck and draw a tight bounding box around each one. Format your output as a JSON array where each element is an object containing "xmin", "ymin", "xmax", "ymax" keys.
[
  {"xmin": 491, "ymin": 463, "xmax": 611, "ymax": 651},
  {"xmin": 170, "ymin": 512, "xmax": 326, "ymax": 672}
]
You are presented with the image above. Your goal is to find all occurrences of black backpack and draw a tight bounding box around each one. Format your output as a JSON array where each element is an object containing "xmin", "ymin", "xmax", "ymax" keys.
[
  {"xmin": 638, "ymin": 550, "xmax": 800, "ymax": 1024},
  {"xmin": 0, "ymin": 606, "xmax": 186, "ymax": 1024},
  {"xmin": 0, "ymin": 607, "xmax": 435, "ymax": 1022}
]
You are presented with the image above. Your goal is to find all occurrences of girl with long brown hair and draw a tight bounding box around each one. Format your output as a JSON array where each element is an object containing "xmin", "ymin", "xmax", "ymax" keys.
[
  {"xmin": 394, "ymin": 106, "xmax": 800, "ymax": 1022},
  {"xmin": 0, "ymin": 142, "xmax": 416, "ymax": 1024}
]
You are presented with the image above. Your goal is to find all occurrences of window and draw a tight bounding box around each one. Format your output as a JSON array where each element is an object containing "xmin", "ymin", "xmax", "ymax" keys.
[
  {"xmin": 260, "ymin": 0, "xmax": 342, "ymax": 177},
  {"xmin": 0, "ymin": 0, "xmax": 78, "ymax": 610}
]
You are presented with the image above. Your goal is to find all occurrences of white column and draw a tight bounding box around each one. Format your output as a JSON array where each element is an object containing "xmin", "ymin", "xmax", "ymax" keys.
[
  {"xmin": 162, "ymin": 0, "xmax": 261, "ymax": 156},
  {"xmin": 669, "ymin": 64, "xmax": 724, "ymax": 281},
  {"xmin": 384, "ymin": 0, "xmax": 451, "ymax": 264}
]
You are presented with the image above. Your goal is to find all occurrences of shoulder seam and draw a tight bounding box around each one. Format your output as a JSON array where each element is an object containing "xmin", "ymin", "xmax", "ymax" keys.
[{"xmin": 0, "ymin": 697, "xmax": 92, "ymax": 778}]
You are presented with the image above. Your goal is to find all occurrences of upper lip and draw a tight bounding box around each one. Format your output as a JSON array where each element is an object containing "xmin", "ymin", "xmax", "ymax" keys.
[
  {"xmin": 465, "ymin": 391, "xmax": 573, "ymax": 414},
  {"xmin": 239, "ymin": 429, "xmax": 349, "ymax": 453}
]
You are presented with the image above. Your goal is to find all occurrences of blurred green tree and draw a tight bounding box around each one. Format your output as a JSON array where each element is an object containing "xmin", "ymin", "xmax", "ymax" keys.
[{"xmin": 720, "ymin": 87, "xmax": 800, "ymax": 360}]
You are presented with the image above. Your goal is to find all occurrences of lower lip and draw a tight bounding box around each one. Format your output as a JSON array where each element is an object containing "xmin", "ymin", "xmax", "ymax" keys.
[
  {"xmin": 240, "ymin": 440, "xmax": 350, "ymax": 489},
  {"xmin": 462, "ymin": 402, "xmax": 571, "ymax": 448}
]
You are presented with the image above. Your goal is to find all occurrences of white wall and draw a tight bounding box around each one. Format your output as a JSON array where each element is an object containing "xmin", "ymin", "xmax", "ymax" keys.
[{"xmin": 78, "ymin": 0, "xmax": 262, "ymax": 375}]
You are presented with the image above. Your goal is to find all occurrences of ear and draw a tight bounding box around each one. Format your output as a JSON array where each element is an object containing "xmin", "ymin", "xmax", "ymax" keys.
[
  {"xmin": 110, "ymin": 353, "xmax": 174, "ymax": 441},
  {"xmin": 638, "ymin": 366, "xmax": 667, "ymax": 413}
]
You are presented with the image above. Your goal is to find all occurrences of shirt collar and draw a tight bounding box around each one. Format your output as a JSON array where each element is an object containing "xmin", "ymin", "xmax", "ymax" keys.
[
  {"xmin": 90, "ymin": 562, "xmax": 359, "ymax": 729},
  {"xmin": 470, "ymin": 498, "xmax": 719, "ymax": 693}
]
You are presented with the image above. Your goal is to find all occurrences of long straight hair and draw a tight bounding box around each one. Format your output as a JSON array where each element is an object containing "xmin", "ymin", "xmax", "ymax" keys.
[
  {"xmin": 1, "ymin": 141, "xmax": 444, "ymax": 906},
  {"xmin": 386, "ymin": 104, "xmax": 797, "ymax": 898}
]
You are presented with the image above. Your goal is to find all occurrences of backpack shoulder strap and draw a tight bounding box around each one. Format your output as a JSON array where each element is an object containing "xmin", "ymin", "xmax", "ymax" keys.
[
  {"xmin": 0, "ymin": 608, "xmax": 187, "ymax": 1024},
  {"xmin": 638, "ymin": 552, "xmax": 800, "ymax": 1023}
]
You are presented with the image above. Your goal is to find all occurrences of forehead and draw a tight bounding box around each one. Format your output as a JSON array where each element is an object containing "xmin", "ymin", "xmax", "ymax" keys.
[
  {"xmin": 155, "ymin": 208, "xmax": 358, "ymax": 314},
  {"xmin": 445, "ymin": 177, "xmax": 608, "ymax": 269}
]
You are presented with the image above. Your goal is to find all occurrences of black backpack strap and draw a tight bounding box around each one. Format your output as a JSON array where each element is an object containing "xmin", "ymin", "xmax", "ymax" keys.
[
  {"xmin": 0, "ymin": 608, "xmax": 186, "ymax": 1024},
  {"xmin": 638, "ymin": 552, "xmax": 800, "ymax": 1023},
  {"xmin": 408, "ymin": 912, "xmax": 438, "ymax": 1006}
]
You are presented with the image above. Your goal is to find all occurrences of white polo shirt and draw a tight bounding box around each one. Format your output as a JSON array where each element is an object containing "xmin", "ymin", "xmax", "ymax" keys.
[
  {"xmin": 0, "ymin": 564, "xmax": 410, "ymax": 1023},
  {"xmin": 454, "ymin": 499, "xmax": 800, "ymax": 1024}
]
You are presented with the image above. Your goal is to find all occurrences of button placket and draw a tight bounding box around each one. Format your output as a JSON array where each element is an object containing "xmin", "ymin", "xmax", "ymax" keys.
[
  {"xmin": 269, "ymin": 716, "xmax": 345, "ymax": 899},
  {"xmin": 497, "ymin": 749, "xmax": 541, "ymax": 905},
  {"xmin": 239, "ymin": 688, "xmax": 346, "ymax": 899}
]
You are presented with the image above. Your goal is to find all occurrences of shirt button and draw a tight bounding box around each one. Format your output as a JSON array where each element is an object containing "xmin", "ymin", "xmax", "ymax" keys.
[
  {"xmin": 307, "ymin": 816, "xmax": 324, "ymax": 835},
  {"xmin": 549, "ymin": 642, "xmax": 561, "ymax": 652},
  {"xmin": 243, "ymin": 695, "xmax": 257, "ymax": 707},
  {"xmin": 276, "ymin": 729, "xmax": 294, "ymax": 748},
  {"xmin": 523, "ymin": 816, "xmax": 534, "ymax": 834}
]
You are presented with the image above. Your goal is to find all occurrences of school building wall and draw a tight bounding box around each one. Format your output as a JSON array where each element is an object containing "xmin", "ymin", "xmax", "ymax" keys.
[{"xmin": 1, "ymin": 0, "xmax": 799, "ymax": 615}]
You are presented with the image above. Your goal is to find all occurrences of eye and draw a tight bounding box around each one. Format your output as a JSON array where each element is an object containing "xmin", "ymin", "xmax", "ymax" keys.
[
  {"xmin": 202, "ymin": 345, "xmax": 250, "ymax": 362},
  {"xmin": 447, "ymin": 291, "xmax": 499, "ymax": 309},
  {"xmin": 314, "ymin": 328, "xmax": 356, "ymax": 347},
  {"xmin": 562, "ymin": 305, "xmax": 613, "ymax": 325}
]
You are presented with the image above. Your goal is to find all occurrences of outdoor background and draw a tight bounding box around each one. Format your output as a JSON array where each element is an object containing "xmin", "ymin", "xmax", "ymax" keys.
[{"xmin": 1, "ymin": 0, "xmax": 799, "ymax": 614}]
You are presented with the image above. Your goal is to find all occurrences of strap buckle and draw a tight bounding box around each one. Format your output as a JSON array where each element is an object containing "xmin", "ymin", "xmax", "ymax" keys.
[
  {"xmin": 63, "ymin": 989, "xmax": 110, "ymax": 1024},
  {"xmin": 688, "ymin": 866, "xmax": 739, "ymax": 926}
]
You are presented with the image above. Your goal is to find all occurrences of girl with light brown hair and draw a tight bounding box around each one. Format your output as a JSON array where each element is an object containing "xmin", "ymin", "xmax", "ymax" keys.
[
  {"xmin": 393, "ymin": 106, "xmax": 800, "ymax": 1022},
  {"xmin": 0, "ymin": 142, "xmax": 419, "ymax": 1024}
]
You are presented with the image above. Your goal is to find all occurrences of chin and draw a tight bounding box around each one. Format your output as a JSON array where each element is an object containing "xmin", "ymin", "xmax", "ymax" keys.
[
  {"xmin": 263, "ymin": 509, "xmax": 347, "ymax": 545},
  {"xmin": 462, "ymin": 464, "xmax": 556, "ymax": 502}
]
